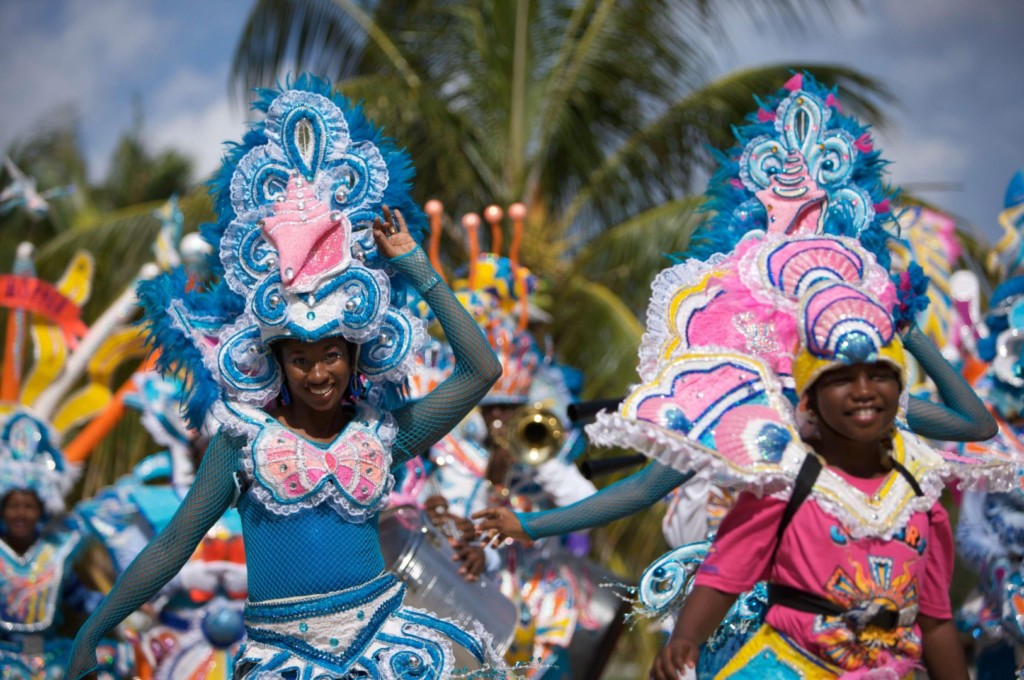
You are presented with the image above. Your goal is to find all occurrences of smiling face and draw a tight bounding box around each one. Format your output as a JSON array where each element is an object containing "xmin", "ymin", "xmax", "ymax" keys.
[
  {"xmin": 809, "ymin": 361, "xmax": 901, "ymax": 445},
  {"xmin": 2, "ymin": 490, "xmax": 43, "ymax": 545},
  {"xmin": 278, "ymin": 337, "xmax": 354, "ymax": 413}
]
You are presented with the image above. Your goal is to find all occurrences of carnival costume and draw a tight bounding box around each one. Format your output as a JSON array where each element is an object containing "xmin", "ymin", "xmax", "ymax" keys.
[
  {"xmin": 575, "ymin": 85, "xmax": 1018, "ymax": 674},
  {"xmin": 408, "ymin": 205, "xmax": 613, "ymax": 679},
  {"xmin": 78, "ymin": 371, "xmax": 248, "ymax": 679},
  {"xmin": 954, "ymin": 167, "xmax": 1024, "ymax": 678},
  {"xmin": 467, "ymin": 74, "xmax": 1000, "ymax": 678},
  {"xmin": 67, "ymin": 76, "xmax": 511, "ymax": 680},
  {"xmin": 0, "ymin": 243, "xmax": 144, "ymax": 679}
]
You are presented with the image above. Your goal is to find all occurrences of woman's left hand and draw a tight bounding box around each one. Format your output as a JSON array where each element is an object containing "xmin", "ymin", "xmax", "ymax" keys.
[
  {"xmin": 372, "ymin": 205, "xmax": 416, "ymax": 259},
  {"xmin": 472, "ymin": 506, "xmax": 532, "ymax": 547}
]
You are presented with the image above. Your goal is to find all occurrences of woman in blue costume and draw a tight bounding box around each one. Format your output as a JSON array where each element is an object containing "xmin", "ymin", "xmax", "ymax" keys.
[
  {"xmin": 68, "ymin": 76, "xmax": 508, "ymax": 680},
  {"xmin": 475, "ymin": 73, "xmax": 998, "ymax": 676},
  {"xmin": 0, "ymin": 410, "xmax": 129, "ymax": 680}
]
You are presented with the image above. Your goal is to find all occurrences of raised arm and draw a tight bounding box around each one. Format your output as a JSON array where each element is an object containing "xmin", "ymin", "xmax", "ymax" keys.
[
  {"xmin": 388, "ymin": 247, "xmax": 501, "ymax": 466},
  {"xmin": 66, "ymin": 431, "xmax": 242, "ymax": 679},
  {"xmin": 903, "ymin": 325, "xmax": 998, "ymax": 441}
]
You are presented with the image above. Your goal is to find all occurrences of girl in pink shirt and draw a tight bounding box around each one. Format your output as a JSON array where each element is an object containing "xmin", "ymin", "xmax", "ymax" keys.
[{"xmin": 648, "ymin": 286, "xmax": 971, "ymax": 679}]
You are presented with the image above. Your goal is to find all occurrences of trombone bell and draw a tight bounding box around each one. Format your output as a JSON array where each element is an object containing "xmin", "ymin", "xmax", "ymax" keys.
[{"xmin": 509, "ymin": 403, "xmax": 564, "ymax": 466}]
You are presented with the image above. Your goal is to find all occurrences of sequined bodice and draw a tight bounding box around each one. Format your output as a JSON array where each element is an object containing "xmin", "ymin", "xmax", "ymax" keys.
[
  {"xmin": 0, "ymin": 531, "xmax": 79, "ymax": 633},
  {"xmin": 229, "ymin": 401, "xmax": 396, "ymax": 520}
]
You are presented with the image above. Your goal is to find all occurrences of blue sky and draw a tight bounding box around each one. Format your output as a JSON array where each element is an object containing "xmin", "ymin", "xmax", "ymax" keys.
[{"xmin": 1, "ymin": 0, "xmax": 1021, "ymax": 244}]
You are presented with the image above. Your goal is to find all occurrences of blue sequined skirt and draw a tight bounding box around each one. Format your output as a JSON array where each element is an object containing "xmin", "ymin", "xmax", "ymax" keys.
[{"xmin": 234, "ymin": 571, "xmax": 506, "ymax": 679}]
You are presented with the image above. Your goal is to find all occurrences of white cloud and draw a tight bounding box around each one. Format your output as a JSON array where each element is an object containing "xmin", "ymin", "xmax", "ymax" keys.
[
  {"xmin": 147, "ymin": 71, "xmax": 248, "ymax": 182},
  {"xmin": 0, "ymin": 0, "xmax": 164, "ymax": 160}
]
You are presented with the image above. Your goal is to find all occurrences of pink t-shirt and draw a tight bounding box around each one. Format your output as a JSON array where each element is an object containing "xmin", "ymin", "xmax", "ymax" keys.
[{"xmin": 694, "ymin": 468, "xmax": 953, "ymax": 673}]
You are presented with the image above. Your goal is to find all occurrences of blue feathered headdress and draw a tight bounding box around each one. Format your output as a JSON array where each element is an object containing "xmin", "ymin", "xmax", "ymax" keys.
[
  {"xmin": 140, "ymin": 75, "xmax": 427, "ymax": 429},
  {"xmin": 686, "ymin": 72, "xmax": 898, "ymax": 271}
]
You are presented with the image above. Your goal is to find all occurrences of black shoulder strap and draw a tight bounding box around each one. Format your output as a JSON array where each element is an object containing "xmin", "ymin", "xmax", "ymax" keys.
[
  {"xmin": 771, "ymin": 453, "xmax": 822, "ymax": 563},
  {"xmin": 889, "ymin": 456, "xmax": 924, "ymax": 497}
]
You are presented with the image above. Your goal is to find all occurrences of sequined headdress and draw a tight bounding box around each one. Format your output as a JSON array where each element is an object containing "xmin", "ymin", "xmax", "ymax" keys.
[
  {"xmin": 791, "ymin": 281, "xmax": 907, "ymax": 398},
  {"xmin": 690, "ymin": 73, "xmax": 899, "ymax": 272},
  {"xmin": 419, "ymin": 201, "xmax": 544, "ymax": 405},
  {"xmin": 139, "ymin": 75, "xmax": 428, "ymax": 429}
]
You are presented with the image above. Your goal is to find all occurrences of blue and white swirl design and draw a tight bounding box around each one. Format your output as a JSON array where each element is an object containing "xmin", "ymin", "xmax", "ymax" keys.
[{"xmin": 358, "ymin": 309, "xmax": 420, "ymax": 381}]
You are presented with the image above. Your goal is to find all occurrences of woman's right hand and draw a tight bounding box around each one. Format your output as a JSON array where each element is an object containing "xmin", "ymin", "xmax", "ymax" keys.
[
  {"xmin": 471, "ymin": 506, "xmax": 532, "ymax": 547},
  {"xmin": 650, "ymin": 633, "xmax": 700, "ymax": 680}
]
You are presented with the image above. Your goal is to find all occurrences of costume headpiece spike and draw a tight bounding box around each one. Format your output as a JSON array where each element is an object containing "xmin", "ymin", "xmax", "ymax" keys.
[
  {"xmin": 1, "ymin": 243, "xmax": 36, "ymax": 401},
  {"xmin": 462, "ymin": 212, "xmax": 481, "ymax": 289},
  {"xmin": 424, "ymin": 199, "xmax": 447, "ymax": 284},
  {"xmin": 484, "ymin": 204, "xmax": 503, "ymax": 256},
  {"xmin": 508, "ymin": 202, "xmax": 526, "ymax": 271},
  {"xmin": 428, "ymin": 202, "xmax": 543, "ymax": 404}
]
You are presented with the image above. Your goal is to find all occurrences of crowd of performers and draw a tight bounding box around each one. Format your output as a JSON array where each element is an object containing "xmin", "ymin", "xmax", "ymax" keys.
[{"xmin": 2, "ymin": 72, "xmax": 1024, "ymax": 679}]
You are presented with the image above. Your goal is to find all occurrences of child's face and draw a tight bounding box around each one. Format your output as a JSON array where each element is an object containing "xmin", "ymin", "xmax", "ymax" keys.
[{"xmin": 810, "ymin": 362, "xmax": 901, "ymax": 444}]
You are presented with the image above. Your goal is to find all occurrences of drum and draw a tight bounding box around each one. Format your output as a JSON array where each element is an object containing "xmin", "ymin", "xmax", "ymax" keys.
[
  {"xmin": 378, "ymin": 506, "xmax": 518, "ymax": 660},
  {"xmin": 522, "ymin": 548, "xmax": 630, "ymax": 679}
]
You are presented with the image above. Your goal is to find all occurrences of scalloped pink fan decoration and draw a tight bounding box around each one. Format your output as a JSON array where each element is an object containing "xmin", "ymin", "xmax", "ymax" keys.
[
  {"xmin": 765, "ymin": 238, "xmax": 865, "ymax": 296},
  {"xmin": 803, "ymin": 284, "xmax": 894, "ymax": 358},
  {"xmin": 712, "ymin": 404, "xmax": 793, "ymax": 467}
]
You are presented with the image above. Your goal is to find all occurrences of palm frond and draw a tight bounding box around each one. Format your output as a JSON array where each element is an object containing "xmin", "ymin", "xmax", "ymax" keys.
[
  {"xmin": 572, "ymin": 196, "xmax": 706, "ymax": 314},
  {"xmin": 549, "ymin": 278, "xmax": 642, "ymax": 399},
  {"xmin": 34, "ymin": 190, "xmax": 213, "ymax": 321}
]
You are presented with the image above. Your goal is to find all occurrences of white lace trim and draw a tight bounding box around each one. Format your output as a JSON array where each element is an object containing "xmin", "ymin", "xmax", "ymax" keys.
[
  {"xmin": 637, "ymin": 253, "xmax": 728, "ymax": 382},
  {"xmin": 587, "ymin": 410, "xmax": 1018, "ymax": 541}
]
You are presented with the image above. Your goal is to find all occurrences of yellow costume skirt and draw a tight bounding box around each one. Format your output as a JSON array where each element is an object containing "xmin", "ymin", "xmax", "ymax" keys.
[{"xmin": 714, "ymin": 624, "xmax": 914, "ymax": 679}]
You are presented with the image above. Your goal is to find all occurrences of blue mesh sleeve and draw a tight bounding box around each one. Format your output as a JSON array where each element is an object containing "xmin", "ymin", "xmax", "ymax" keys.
[
  {"xmin": 67, "ymin": 431, "xmax": 243, "ymax": 679},
  {"xmin": 388, "ymin": 248, "xmax": 501, "ymax": 467},
  {"xmin": 519, "ymin": 462, "xmax": 694, "ymax": 540},
  {"xmin": 903, "ymin": 325, "xmax": 998, "ymax": 441}
]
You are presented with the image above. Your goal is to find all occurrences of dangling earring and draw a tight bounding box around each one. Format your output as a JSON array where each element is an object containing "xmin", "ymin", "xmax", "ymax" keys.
[
  {"xmin": 279, "ymin": 382, "xmax": 291, "ymax": 406},
  {"xmin": 348, "ymin": 373, "xmax": 364, "ymax": 401}
]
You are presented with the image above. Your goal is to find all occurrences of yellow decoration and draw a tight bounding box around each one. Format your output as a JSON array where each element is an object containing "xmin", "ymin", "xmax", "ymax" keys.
[
  {"xmin": 52, "ymin": 327, "xmax": 146, "ymax": 433},
  {"xmin": 19, "ymin": 252, "xmax": 94, "ymax": 407},
  {"xmin": 791, "ymin": 335, "xmax": 906, "ymax": 398}
]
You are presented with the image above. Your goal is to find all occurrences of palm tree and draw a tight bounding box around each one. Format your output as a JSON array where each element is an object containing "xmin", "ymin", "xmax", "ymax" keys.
[
  {"xmin": 231, "ymin": 0, "xmax": 893, "ymax": 400},
  {"xmin": 230, "ymin": 2, "xmax": 894, "ymax": 674}
]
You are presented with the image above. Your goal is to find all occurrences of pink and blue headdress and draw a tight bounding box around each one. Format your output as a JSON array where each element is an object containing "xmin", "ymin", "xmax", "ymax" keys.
[
  {"xmin": 139, "ymin": 75, "xmax": 427, "ymax": 429},
  {"xmin": 689, "ymin": 73, "xmax": 896, "ymax": 269}
]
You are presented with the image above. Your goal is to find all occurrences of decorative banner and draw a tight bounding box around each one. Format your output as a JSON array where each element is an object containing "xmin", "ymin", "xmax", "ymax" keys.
[
  {"xmin": 890, "ymin": 206, "xmax": 960, "ymax": 350},
  {"xmin": 0, "ymin": 274, "xmax": 88, "ymax": 346}
]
